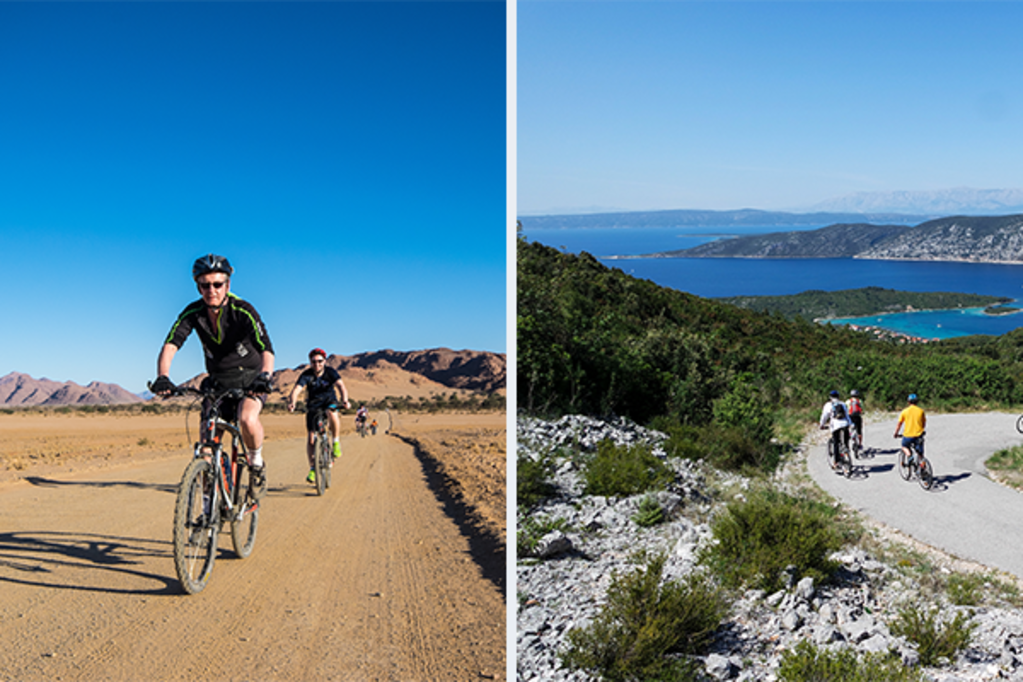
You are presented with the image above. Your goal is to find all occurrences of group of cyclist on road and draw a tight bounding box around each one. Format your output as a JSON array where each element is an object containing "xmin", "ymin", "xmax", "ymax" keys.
[
  {"xmin": 151, "ymin": 254, "xmax": 370, "ymax": 492},
  {"xmin": 819, "ymin": 387, "xmax": 927, "ymax": 476}
]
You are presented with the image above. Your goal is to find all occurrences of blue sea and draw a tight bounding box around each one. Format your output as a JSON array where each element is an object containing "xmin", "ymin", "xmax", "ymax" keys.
[{"xmin": 521, "ymin": 225, "xmax": 1023, "ymax": 339}]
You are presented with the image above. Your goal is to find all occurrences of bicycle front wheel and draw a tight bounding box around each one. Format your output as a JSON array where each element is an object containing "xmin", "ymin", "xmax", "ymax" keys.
[
  {"xmin": 314, "ymin": 433, "xmax": 328, "ymax": 496},
  {"xmin": 321, "ymin": 435, "xmax": 332, "ymax": 490},
  {"xmin": 839, "ymin": 446, "xmax": 852, "ymax": 477},
  {"xmin": 173, "ymin": 457, "xmax": 218, "ymax": 595},
  {"xmin": 918, "ymin": 457, "xmax": 934, "ymax": 490},
  {"xmin": 231, "ymin": 464, "xmax": 259, "ymax": 558}
]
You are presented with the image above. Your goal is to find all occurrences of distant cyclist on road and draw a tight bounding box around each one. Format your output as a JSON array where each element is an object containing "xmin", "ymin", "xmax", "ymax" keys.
[
  {"xmin": 287, "ymin": 348, "xmax": 351, "ymax": 484},
  {"xmin": 355, "ymin": 404, "xmax": 368, "ymax": 432},
  {"xmin": 819, "ymin": 389, "xmax": 851, "ymax": 469},
  {"xmin": 846, "ymin": 389, "xmax": 864, "ymax": 452},
  {"xmin": 151, "ymin": 254, "xmax": 274, "ymax": 495},
  {"xmin": 894, "ymin": 393, "xmax": 926, "ymax": 459}
]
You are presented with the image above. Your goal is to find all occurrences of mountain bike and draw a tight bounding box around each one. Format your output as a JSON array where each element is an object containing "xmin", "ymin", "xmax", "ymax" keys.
[
  {"xmin": 356, "ymin": 417, "xmax": 368, "ymax": 438},
  {"xmin": 153, "ymin": 381, "xmax": 262, "ymax": 594},
  {"xmin": 827, "ymin": 430, "xmax": 853, "ymax": 478},
  {"xmin": 850, "ymin": 423, "xmax": 862, "ymax": 459},
  {"xmin": 309, "ymin": 406, "xmax": 334, "ymax": 496},
  {"xmin": 896, "ymin": 433, "xmax": 933, "ymax": 491}
]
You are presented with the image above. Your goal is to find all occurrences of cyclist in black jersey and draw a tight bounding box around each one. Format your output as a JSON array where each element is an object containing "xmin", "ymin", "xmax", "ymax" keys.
[
  {"xmin": 151, "ymin": 254, "xmax": 275, "ymax": 494},
  {"xmin": 287, "ymin": 347, "xmax": 351, "ymax": 484}
]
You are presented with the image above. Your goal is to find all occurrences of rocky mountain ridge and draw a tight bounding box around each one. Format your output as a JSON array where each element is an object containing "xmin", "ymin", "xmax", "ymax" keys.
[
  {"xmin": 2, "ymin": 348, "xmax": 506, "ymax": 407},
  {"xmin": 655, "ymin": 214, "xmax": 1023, "ymax": 263}
]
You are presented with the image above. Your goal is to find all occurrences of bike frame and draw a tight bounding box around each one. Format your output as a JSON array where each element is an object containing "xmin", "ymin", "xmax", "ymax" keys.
[{"xmin": 190, "ymin": 387, "xmax": 255, "ymax": 522}]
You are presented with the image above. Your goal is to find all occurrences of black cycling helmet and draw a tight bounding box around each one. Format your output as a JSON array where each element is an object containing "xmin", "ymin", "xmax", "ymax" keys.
[{"xmin": 192, "ymin": 254, "xmax": 233, "ymax": 280}]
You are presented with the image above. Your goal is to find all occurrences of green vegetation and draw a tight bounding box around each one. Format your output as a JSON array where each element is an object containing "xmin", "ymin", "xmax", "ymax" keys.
[
  {"xmin": 717, "ymin": 286, "xmax": 1007, "ymax": 322},
  {"xmin": 517, "ymin": 241, "xmax": 1023, "ymax": 472},
  {"xmin": 517, "ymin": 515, "xmax": 571, "ymax": 559},
  {"xmin": 701, "ymin": 488, "xmax": 854, "ymax": 592},
  {"xmin": 632, "ymin": 494, "xmax": 666, "ymax": 527},
  {"xmin": 582, "ymin": 440, "xmax": 674, "ymax": 497},
  {"xmin": 778, "ymin": 640, "xmax": 923, "ymax": 682},
  {"xmin": 985, "ymin": 444, "xmax": 1023, "ymax": 490},
  {"xmin": 517, "ymin": 450, "xmax": 556, "ymax": 508},
  {"xmin": 561, "ymin": 554, "xmax": 727, "ymax": 682},
  {"xmin": 889, "ymin": 605, "xmax": 975, "ymax": 667}
]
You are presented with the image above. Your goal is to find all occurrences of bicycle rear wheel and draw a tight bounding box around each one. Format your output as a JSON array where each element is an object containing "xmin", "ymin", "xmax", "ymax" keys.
[
  {"xmin": 173, "ymin": 457, "xmax": 218, "ymax": 595},
  {"xmin": 918, "ymin": 457, "xmax": 934, "ymax": 490},
  {"xmin": 314, "ymin": 433, "xmax": 328, "ymax": 496},
  {"xmin": 898, "ymin": 449, "xmax": 911, "ymax": 481},
  {"xmin": 231, "ymin": 464, "xmax": 259, "ymax": 558},
  {"xmin": 838, "ymin": 444, "xmax": 852, "ymax": 477},
  {"xmin": 1017, "ymin": 414, "xmax": 1023, "ymax": 435}
]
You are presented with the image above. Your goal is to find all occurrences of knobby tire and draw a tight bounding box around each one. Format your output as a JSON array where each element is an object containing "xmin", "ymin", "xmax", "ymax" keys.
[
  {"xmin": 173, "ymin": 457, "xmax": 218, "ymax": 595},
  {"xmin": 231, "ymin": 463, "xmax": 259, "ymax": 558},
  {"xmin": 918, "ymin": 457, "xmax": 934, "ymax": 491},
  {"xmin": 1017, "ymin": 414, "xmax": 1023, "ymax": 435},
  {"xmin": 315, "ymin": 432, "xmax": 328, "ymax": 496}
]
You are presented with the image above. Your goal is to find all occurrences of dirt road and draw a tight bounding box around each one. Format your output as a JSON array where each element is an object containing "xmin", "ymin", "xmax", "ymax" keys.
[{"xmin": 0, "ymin": 422, "xmax": 505, "ymax": 680}]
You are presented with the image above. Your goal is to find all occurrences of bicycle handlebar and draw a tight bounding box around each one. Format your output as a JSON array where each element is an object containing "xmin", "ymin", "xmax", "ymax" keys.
[{"xmin": 147, "ymin": 381, "xmax": 246, "ymax": 401}]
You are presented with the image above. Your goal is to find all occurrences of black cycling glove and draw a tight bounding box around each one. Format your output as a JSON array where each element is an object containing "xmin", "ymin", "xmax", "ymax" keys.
[
  {"xmin": 150, "ymin": 375, "xmax": 175, "ymax": 394},
  {"xmin": 250, "ymin": 372, "xmax": 273, "ymax": 394}
]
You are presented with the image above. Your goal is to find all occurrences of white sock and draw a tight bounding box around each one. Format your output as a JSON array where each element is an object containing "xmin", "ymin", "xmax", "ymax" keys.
[{"xmin": 249, "ymin": 447, "xmax": 264, "ymax": 468}]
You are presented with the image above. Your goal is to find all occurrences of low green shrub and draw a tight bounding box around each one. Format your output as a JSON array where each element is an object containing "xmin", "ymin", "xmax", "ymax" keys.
[
  {"xmin": 946, "ymin": 573, "xmax": 986, "ymax": 607},
  {"xmin": 582, "ymin": 440, "xmax": 674, "ymax": 497},
  {"xmin": 516, "ymin": 515, "xmax": 570, "ymax": 559},
  {"xmin": 889, "ymin": 605, "xmax": 975, "ymax": 667},
  {"xmin": 652, "ymin": 420, "xmax": 780, "ymax": 475},
  {"xmin": 561, "ymin": 554, "xmax": 726, "ymax": 682},
  {"xmin": 517, "ymin": 451, "xmax": 556, "ymax": 508},
  {"xmin": 778, "ymin": 640, "xmax": 923, "ymax": 682},
  {"xmin": 701, "ymin": 488, "xmax": 850, "ymax": 592},
  {"xmin": 633, "ymin": 495, "xmax": 666, "ymax": 527}
]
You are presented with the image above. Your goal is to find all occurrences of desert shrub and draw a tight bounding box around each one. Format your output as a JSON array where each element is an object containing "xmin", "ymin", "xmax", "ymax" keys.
[
  {"xmin": 889, "ymin": 605, "xmax": 975, "ymax": 667},
  {"xmin": 582, "ymin": 440, "xmax": 674, "ymax": 497},
  {"xmin": 701, "ymin": 488, "xmax": 849, "ymax": 592},
  {"xmin": 516, "ymin": 515, "xmax": 570, "ymax": 559},
  {"xmin": 632, "ymin": 494, "xmax": 665, "ymax": 527},
  {"xmin": 778, "ymin": 640, "xmax": 923, "ymax": 682},
  {"xmin": 517, "ymin": 451, "xmax": 556, "ymax": 508},
  {"xmin": 561, "ymin": 553, "xmax": 726, "ymax": 682}
]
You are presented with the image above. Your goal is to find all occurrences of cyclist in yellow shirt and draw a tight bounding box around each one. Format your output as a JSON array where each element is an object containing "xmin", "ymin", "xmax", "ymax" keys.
[{"xmin": 894, "ymin": 393, "xmax": 926, "ymax": 459}]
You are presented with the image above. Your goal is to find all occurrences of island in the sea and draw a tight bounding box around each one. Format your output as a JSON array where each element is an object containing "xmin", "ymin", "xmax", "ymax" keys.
[
  {"xmin": 716, "ymin": 286, "xmax": 1012, "ymax": 322},
  {"xmin": 624, "ymin": 214, "xmax": 1023, "ymax": 264}
]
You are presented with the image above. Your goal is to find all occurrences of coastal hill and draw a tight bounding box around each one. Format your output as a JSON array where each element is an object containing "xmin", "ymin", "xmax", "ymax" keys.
[
  {"xmin": 648, "ymin": 214, "xmax": 1023, "ymax": 262},
  {"xmin": 1, "ymin": 348, "xmax": 506, "ymax": 407}
]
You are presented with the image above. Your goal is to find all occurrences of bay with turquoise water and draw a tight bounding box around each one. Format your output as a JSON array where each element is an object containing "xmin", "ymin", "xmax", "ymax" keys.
[{"xmin": 521, "ymin": 225, "xmax": 1023, "ymax": 339}]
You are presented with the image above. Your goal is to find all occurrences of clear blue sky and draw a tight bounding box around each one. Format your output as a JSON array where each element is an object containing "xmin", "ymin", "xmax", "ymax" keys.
[
  {"xmin": 1, "ymin": 2, "xmax": 506, "ymax": 394},
  {"xmin": 519, "ymin": 1, "xmax": 1023, "ymax": 215}
]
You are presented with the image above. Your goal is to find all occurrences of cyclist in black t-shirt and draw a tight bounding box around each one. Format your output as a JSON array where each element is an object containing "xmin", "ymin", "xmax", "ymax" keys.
[
  {"xmin": 288, "ymin": 348, "xmax": 351, "ymax": 484},
  {"xmin": 151, "ymin": 254, "xmax": 275, "ymax": 493}
]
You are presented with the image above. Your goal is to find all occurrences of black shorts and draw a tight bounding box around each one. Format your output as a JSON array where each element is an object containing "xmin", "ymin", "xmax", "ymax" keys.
[{"xmin": 306, "ymin": 402, "xmax": 338, "ymax": 432}]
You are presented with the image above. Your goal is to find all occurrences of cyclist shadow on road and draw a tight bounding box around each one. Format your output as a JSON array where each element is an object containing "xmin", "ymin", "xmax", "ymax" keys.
[
  {"xmin": 928, "ymin": 471, "xmax": 971, "ymax": 493},
  {"xmin": 23, "ymin": 476, "xmax": 177, "ymax": 495},
  {"xmin": 0, "ymin": 530, "xmax": 180, "ymax": 595}
]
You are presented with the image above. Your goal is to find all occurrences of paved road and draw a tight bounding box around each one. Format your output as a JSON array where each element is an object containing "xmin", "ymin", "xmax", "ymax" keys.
[{"xmin": 809, "ymin": 412, "xmax": 1023, "ymax": 579}]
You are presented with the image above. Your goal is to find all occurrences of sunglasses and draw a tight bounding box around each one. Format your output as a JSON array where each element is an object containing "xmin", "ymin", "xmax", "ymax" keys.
[{"xmin": 198, "ymin": 281, "xmax": 228, "ymax": 291}]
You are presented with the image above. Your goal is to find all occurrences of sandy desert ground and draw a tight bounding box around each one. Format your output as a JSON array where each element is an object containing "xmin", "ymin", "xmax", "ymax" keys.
[{"xmin": 0, "ymin": 407, "xmax": 506, "ymax": 681}]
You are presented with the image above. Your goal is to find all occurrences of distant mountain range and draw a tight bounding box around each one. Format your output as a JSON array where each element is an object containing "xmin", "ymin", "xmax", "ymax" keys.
[
  {"xmin": 518, "ymin": 208, "xmax": 934, "ymax": 230},
  {"xmin": 644, "ymin": 214, "xmax": 1023, "ymax": 263},
  {"xmin": 2, "ymin": 348, "xmax": 506, "ymax": 407},
  {"xmin": 806, "ymin": 187, "xmax": 1023, "ymax": 216}
]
